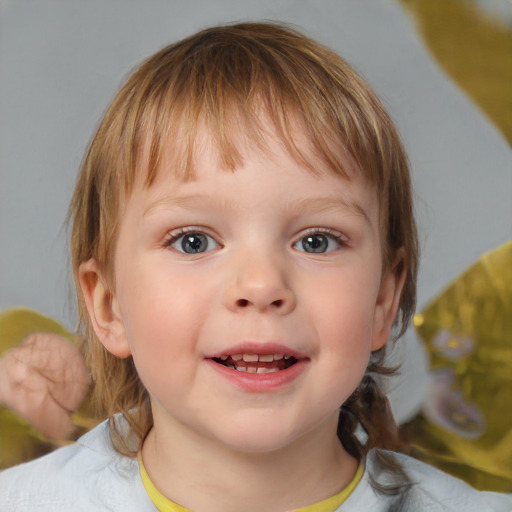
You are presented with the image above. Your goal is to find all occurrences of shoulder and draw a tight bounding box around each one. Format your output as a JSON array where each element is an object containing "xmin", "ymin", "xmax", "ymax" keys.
[
  {"xmin": 394, "ymin": 452, "xmax": 512, "ymax": 511},
  {"xmin": 340, "ymin": 450, "xmax": 512, "ymax": 512},
  {"xmin": 0, "ymin": 420, "xmax": 156, "ymax": 512}
]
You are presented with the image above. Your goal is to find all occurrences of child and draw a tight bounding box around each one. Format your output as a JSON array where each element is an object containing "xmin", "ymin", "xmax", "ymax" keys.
[{"xmin": 0, "ymin": 22, "xmax": 510, "ymax": 512}]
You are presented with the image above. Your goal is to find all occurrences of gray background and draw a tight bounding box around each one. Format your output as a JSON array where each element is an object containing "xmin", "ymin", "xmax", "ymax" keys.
[{"xmin": 1, "ymin": 0, "xmax": 511, "ymax": 421}]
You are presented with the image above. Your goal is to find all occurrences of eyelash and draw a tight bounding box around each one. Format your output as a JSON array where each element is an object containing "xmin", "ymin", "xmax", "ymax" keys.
[
  {"xmin": 163, "ymin": 227, "xmax": 207, "ymax": 247},
  {"xmin": 298, "ymin": 227, "xmax": 345, "ymax": 241}
]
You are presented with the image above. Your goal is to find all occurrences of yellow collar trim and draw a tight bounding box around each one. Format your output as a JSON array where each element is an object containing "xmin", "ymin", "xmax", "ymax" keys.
[
  {"xmin": 292, "ymin": 462, "xmax": 363, "ymax": 512},
  {"xmin": 138, "ymin": 452, "xmax": 364, "ymax": 512}
]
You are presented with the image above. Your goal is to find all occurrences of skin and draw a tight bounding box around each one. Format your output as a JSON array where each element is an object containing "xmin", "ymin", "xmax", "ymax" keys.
[
  {"xmin": 80, "ymin": 127, "xmax": 405, "ymax": 512},
  {"xmin": 0, "ymin": 332, "xmax": 91, "ymax": 439}
]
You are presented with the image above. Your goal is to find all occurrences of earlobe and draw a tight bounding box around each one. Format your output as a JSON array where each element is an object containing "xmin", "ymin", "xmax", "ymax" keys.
[
  {"xmin": 78, "ymin": 259, "xmax": 132, "ymax": 358},
  {"xmin": 371, "ymin": 249, "xmax": 407, "ymax": 351}
]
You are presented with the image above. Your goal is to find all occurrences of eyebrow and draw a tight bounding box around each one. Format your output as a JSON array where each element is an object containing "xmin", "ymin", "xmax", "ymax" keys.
[
  {"xmin": 144, "ymin": 194, "xmax": 371, "ymax": 225},
  {"xmin": 290, "ymin": 197, "xmax": 372, "ymax": 224},
  {"xmin": 143, "ymin": 194, "xmax": 232, "ymax": 216}
]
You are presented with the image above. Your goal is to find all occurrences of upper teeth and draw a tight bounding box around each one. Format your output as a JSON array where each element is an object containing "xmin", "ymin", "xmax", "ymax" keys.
[{"xmin": 220, "ymin": 353, "xmax": 288, "ymax": 362}]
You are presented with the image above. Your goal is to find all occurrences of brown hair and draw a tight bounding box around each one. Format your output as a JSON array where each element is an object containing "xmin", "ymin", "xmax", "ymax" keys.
[{"xmin": 70, "ymin": 22, "xmax": 418, "ymax": 462}]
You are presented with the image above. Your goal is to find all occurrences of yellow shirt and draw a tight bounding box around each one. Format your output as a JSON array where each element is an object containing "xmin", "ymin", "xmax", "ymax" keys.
[{"xmin": 138, "ymin": 452, "xmax": 364, "ymax": 512}]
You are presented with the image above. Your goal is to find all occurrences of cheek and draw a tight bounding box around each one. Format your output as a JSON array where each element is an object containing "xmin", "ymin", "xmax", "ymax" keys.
[
  {"xmin": 117, "ymin": 263, "xmax": 217, "ymax": 365},
  {"xmin": 311, "ymin": 274, "xmax": 378, "ymax": 346},
  {"xmin": 305, "ymin": 271, "xmax": 379, "ymax": 401}
]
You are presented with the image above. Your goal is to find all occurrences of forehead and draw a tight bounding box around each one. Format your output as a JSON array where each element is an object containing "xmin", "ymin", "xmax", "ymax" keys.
[{"xmin": 130, "ymin": 123, "xmax": 379, "ymax": 228}]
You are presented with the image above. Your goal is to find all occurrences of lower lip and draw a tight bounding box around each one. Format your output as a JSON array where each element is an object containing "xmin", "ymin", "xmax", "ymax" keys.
[{"xmin": 205, "ymin": 359, "xmax": 309, "ymax": 392}]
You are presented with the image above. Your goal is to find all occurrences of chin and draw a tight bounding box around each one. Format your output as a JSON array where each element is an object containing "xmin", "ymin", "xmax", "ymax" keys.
[{"xmin": 209, "ymin": 417, "xmax": 310, "ymax": 455}]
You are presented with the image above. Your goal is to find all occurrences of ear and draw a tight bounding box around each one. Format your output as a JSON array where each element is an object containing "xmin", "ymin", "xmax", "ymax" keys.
[
  {"xmin": 371, "ymin": 249, "xmax": 407, "ymax": 351},
  {"xmin": 78, "ymin": 259, "xmax": 132, "ymax": 358}
]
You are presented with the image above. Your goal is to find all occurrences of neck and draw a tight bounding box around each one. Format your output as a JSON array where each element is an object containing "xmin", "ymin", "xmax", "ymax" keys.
[{"xmin": 141, "ymin": 412, "xmax": 359, "ymax": 512}]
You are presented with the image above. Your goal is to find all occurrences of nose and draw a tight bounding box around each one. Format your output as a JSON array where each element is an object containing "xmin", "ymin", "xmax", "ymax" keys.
[{"xmin": 223, "ymin": 252, "xmax": 297, "ymax": 315}]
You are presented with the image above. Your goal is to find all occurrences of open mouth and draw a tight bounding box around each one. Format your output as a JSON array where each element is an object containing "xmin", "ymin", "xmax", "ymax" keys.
[{"xmin": 211, "ymin": 353, "xmax": 299, "ymax": 374}]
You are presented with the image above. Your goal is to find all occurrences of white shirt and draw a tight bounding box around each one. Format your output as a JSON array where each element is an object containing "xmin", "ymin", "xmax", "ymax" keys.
[{"xmin": 0, "ymin": 421, "xmax": 510, "ymax": 511}]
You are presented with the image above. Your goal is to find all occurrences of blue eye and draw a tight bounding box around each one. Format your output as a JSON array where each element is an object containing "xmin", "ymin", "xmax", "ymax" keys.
[
  {"xmin": 170, "ymin": 232, "xmax": 219, "ymax": 254},
  {"xmin": 294, "ymin": 232, "xmax": 342, "ymax": 254}
]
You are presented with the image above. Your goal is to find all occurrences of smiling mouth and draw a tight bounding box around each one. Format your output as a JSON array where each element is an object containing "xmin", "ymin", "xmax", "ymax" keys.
[{"xmin": 211, "ymin": 353, "xmax": 299, "ymax": 374}]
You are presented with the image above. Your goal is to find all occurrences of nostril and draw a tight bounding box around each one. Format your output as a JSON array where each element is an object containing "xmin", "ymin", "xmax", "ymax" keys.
[{"xmin": 233, "ymin": 297, "xmax": 289, "ymax": 310}]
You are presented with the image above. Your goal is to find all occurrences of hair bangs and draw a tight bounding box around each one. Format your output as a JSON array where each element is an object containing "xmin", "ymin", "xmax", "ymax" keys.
[{"xmin": 123, "ymin": 23, "xmax": 382, "ymax": 190}]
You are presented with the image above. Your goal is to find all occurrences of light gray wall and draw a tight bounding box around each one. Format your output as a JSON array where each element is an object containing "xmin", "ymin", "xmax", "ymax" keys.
[{"xmin": 1, "ymin": 0, "xmax": 511, "ymax": 420}]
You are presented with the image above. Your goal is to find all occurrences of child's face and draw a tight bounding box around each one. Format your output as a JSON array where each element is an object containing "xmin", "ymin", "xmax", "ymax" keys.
[{"xmin": 85, "ymin": 126, "xmax": 402, "ymax": 453}]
